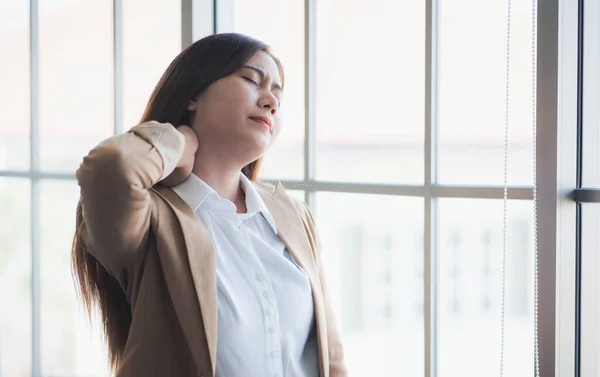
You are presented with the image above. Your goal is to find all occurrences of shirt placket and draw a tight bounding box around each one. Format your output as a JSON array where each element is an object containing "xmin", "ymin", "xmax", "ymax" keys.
[
  {"xmin": 238, "ymin": 216, "xmax": 284, "ymax": 377},
  {"xmin": 257, "ymin": 271, "xmax": 283, "ymax": 377}
]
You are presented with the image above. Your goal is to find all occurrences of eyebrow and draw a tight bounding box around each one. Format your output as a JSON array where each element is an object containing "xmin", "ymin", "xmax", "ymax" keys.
[{"xmin": 240, "ymin": 65, "xmax": 283, "ymax": 92}]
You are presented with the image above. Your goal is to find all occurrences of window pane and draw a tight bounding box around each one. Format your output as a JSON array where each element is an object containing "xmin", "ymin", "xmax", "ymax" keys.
[
  {"xmin": 315, "ymin": 1, "xmax": 425, "ymax": 184},
  {"xmin": 123, "ymin": 0, "xmax": 181, "ymax": 130},
  {"xmin": 581, "ymin": 204, "xmax": 600, "ymax": 376},
  {"xmin": 581, "ymin": 2, "xmax": 600, "ymax": 372},
  {"xmin": 315, "ymin": 193, "xmax": 424, "ymax": 375},
  {"xmin": 39, "ymin": 1, "xmax": 113, "ymax": 171},
  {"xmin": 438, "ymin": 199, "xmax": 533, "ymax": 377},
  {"xmin": 582, "ymin": 0, "xmax": 600, "ymax": 187},
  {"xmin": 40, "ymin": 180, "xmax": 109, "ymax": 376},
  {"xmin": 438, "ymin": 1, "xmax": 534, "ymax": 185},
  {"xmin": 0, "ymin": 1, "xmax": 30, "ymax": 170},
  {"xmin": 228, "ymin": 0, "xmax": 305, "ymax": 181},
  {"xmin": 0, "ymin": 178, "xmax": 31, "ymax": 376}
]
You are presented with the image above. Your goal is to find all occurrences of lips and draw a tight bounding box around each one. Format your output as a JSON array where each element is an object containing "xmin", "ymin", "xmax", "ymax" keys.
[{"xmin": 249, "ymin": 116, "xmax": 272, "ymax": 132}]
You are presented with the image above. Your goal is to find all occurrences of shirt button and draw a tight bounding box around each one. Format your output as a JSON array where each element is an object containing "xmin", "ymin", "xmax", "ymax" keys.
[
  {"xmin": 263, "ymin": 291, "xmax": 271, "ymax": 300},
  {"xmin": 256, "ymin": 273, "xmax": 266, "ymax": 282},
  {"xmin": 269, "ymin": 327, "xmax": 277, "ymax": 334}
]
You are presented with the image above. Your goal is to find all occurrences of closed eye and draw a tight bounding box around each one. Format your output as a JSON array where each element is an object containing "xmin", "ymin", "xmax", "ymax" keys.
[{"xmin": 242, "ymin": 76, "xmax": 259, "ymax": 86}]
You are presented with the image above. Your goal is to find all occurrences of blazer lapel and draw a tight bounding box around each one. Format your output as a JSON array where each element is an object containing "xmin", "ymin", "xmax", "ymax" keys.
[
  {"xmin": 153, "ymin": 186, "xmax": 218, "ymax": 376},
  {"xmin": 258, "ymin": 182, "xmax": 329, "ymax": 377}
]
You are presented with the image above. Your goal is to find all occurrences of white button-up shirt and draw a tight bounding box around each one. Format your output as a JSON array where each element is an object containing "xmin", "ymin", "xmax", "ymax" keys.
[{"xmin": 172, "ymin": 173, "xmax": 319, "ymax": 377}]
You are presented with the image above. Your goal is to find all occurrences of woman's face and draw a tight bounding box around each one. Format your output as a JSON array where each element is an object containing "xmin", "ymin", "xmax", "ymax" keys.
[{"xmin": 187, "ymin": 50, "xmax": 284, "ymax": 164}]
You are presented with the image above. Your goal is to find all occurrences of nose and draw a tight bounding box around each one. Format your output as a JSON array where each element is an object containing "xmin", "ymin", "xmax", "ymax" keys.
[{"xmin": 259, "ymin": 92, "xmax": 279, "ymax": 115}]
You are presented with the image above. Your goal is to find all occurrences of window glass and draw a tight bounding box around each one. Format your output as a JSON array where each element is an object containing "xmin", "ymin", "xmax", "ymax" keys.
[
  {"xmin": 315, "ymin": 0, "xmax": 425, "ymax": 184},
  {"xmin": 438, "ymin": 0, "xmax": 535, "ymax": 185},
  {"xmin": 438, "ymin": 199, "xmax": 534, "ymax": 377},
  {"xmin": 316, "ymin": 192, "xmax": 424, "ymax": 375}
]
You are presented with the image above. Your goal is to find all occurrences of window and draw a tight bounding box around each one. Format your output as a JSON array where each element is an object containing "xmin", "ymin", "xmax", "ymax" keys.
[
  {"xmin": 316, "ymin": 193, "xmax": 424, "ymax": 376},
  {"xmin": 314, "ymin": 0, "xmax": 425, "ymax": 184},
  {"xmin": 0, "ymin": 178, "xmax": 31, "ymax": 376},
  {"xmin": 438, "ymin": 199, "xmax": 534, "ymax": 375},
  {"xmin": 579, "ymin": 0, "xmax": 600, "ymax": 375},
  {"xmin": 0, "ymin": 1, "xmax": 29, "ymax": 172},
  {"xmin": 438, "ymin": 1, "xmax": 534, "ymax": 186},
  {"xmin": 0, "ymin": 0, "xmax": 584, "ymax": 376},
  {"xmin": 0, "ymin": 1, "xmax": 181, "ymax": 375}
]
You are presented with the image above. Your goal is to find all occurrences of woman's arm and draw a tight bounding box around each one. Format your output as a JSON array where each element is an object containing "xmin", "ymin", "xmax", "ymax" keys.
[
  {"xmin": 76, "ymin": 121, "xmax": 196, "ymax": 279},
  {"xmin": 300, "ymin": 202, "xmax": 348, "ymax": 377}
]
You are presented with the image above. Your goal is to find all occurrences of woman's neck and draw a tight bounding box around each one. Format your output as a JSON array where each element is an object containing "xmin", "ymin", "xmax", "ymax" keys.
[{"xmin": 192, "ymin": 159, "xmax": 247, "ymax": 213}]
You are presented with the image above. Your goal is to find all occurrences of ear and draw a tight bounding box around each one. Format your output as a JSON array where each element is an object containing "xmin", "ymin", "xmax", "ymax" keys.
[{"xmin": 186, "ymin": 98, "xmax": 197, "ymax": 111}]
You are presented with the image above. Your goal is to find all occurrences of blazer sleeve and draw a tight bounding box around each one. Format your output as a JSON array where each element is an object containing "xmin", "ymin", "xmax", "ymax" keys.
[
  {"xmin": 76, "ymin": 121, "xmax": 185, "ymax": 283},
  {"xmin": 299, "ymin": 202, "xmax": 348, "ymax": 377}
]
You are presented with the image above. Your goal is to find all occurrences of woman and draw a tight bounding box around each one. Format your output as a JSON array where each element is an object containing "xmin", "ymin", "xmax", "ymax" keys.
[{"xmin": 72, "ymin": 33, "xmax": 346, "ymax": 377}]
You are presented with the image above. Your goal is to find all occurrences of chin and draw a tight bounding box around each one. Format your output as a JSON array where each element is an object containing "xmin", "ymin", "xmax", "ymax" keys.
[{"xmin": 250, "ymin": 131, "xmax": 272, "ymax": 150}]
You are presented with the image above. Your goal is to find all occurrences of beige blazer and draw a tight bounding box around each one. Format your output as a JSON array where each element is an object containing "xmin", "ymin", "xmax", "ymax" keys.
[{"xmin": 76, "ymin": 122, "xmax": 347, "ymax": 377}]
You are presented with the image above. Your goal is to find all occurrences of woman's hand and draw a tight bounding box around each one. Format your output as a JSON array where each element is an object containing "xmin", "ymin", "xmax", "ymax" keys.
[{"xmin": 159, "ymin": 125, "xmax": 198, "ymax": 187}]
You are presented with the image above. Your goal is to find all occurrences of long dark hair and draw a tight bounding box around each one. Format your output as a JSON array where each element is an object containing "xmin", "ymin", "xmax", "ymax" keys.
[{"xmin": 72, "ymin": 33, "xmax": 284, "ymax": 372}]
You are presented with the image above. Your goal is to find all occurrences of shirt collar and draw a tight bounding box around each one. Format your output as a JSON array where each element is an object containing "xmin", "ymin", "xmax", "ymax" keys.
[
  {"xmin": 171, "ymin": 172, "xmax": 278, "ymax": 234},
  {"xmin": 171, "ymin": 173, "xmax": 216, "ymax": 212},
  {"xmin": 239, "ymin": 173, "xmax": 278, "ymax": 234}
]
